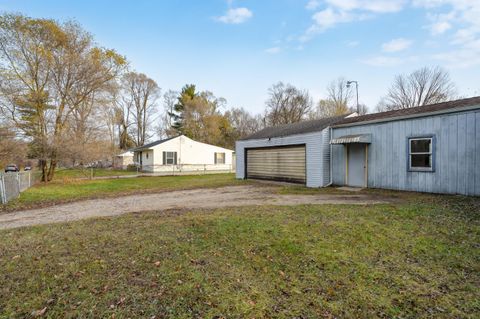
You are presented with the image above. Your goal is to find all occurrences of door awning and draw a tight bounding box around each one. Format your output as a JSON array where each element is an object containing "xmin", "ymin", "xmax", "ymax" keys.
[{"xmin": 330, "ymin": 134, "xmax": 372, "ymax": 144}]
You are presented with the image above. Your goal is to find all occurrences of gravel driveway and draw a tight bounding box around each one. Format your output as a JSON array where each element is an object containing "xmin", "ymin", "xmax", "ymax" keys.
[{"xmin": 0, "ymin": 185, "xmax": 391, "ymax": 230}]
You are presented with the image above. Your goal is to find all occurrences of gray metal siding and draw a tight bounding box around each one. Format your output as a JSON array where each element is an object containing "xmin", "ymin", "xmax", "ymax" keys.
[
  {"xmin": 321, "ymin": 129, "xmax": 331, "ymax": 185},
  {"xmin": 236, "ymin": 130, "xmax": 327, "ymax": 187},
  {"xmin": 331, "ymin": 109, "xmax": 480, "ymax": 196}
]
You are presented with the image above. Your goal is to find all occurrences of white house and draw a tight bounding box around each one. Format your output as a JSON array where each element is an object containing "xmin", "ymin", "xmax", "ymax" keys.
[
  {"xmin": 114, "ymin": 151, "xmax": 134, "ymax": 170},
  {"xmin": 132, "ymin": 135, "xmax": 234, "ymax": 173}
]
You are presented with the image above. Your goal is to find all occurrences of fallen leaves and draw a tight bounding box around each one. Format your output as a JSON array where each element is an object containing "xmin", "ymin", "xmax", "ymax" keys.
[{"xmin": 31, "ymin": 307, "xmax": 47, "ymax": 317}]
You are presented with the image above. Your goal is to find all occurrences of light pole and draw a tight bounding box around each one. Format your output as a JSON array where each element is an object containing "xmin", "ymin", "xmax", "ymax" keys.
[{"xmin": 346, "ymin": 80, "xmax": 359, "ymax": 114}]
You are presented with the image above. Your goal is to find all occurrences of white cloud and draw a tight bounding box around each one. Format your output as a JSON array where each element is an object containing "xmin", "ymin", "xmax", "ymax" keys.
[
  {"xmin": 265, "ymin": 47, "xmax": 282, "ymax": 54},
  {"xmin": 415, "ymin": 0, "xmax": 480, "ymax": 67},
  {"xmin": 430, "ymin": 21, "xmax": 452, "ymax": 35},
  {"xmin": 425, "ymin": 11, "xmax": 455, "ymax": 35},
  {"xmin": 346, "ymin": 40, "xmax": 360, "ymax": 47},
  {"xmin": 306, "ymin": 0, "xmax": 320, "ymax": 10},
  {"xmin": 216, "ymin": 7, "xmax": 253, "ymax": 24},
  {"xmin": 326, "ymin": 0, "xmax": 405, "ymax": 13},
  {"xmin": 381, "ymin": 38, "xmax": 413, "ymax": 52},
  {"xmin": 300, "ymin": 0, "xmax": 405, "ymax": 42},
  {"xmin": 300, "ymin": 8, "xmax": 361, "ymax": 42},
  {"xmin": 312, "ymin": 7, "xmax": 354, "ymax": 30},
  {"xmin": 362, "ymin": 55, "xmax": 417, "ymax": 67},
  {"xmin": 434, "ymin": 49, "xmax": 480, "ymax": 68}
]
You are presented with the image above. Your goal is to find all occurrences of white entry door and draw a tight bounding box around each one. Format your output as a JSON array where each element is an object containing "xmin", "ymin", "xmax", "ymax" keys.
[{"xmin": 347, "ymin": 144, "xmax": 367, "ymax": 187}]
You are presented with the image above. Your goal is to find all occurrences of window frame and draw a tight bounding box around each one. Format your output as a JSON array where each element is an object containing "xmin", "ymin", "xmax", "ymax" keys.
[
  {"xmin": 164, "ymin": 151, "xmax": 177, "ymax": 165},
  {"xmin": 407, "ymin": 135, "xmax": 435, "ymax": 172},
  {"xmin": 214, "ymin": 152, "xmax": 226, "ymax": 165}
]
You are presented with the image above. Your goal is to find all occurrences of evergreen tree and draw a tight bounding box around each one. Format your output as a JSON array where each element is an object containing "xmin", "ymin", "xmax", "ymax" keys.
[{"xmin": 169, "ymin": 84, "xmax": 196, "ymax": 134}]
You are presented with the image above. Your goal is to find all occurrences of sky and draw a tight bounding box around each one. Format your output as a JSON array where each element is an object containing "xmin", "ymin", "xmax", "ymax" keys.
[{"xmin": 1, "ymin": 0, "xmax": 479, "ymax": 115}]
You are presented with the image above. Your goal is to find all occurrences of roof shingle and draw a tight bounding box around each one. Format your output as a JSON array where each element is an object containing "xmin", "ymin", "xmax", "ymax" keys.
[
  {"xmin": 240, "ymin": 114, "xmax": 348, "ymax": 140},
  {"xmin": 334, "ymin": 96, "xmax": 480, "ymax": 126},
  {"xmin": 131, "ymin": 135, "xmax": 179, "ymax": 151}
]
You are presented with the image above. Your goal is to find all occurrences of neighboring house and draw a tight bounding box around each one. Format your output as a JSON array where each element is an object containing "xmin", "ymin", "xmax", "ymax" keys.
[
  {"xmin": 114, "ymin": 151, "xmax": 134, "ymax": 170},
  {"xmin": 236, "ymin": 96, "xmax": 480, "ymax": 196},
  {"xmin": 132, "ymin": 135, "xmax": 234, "ymax": 173}
]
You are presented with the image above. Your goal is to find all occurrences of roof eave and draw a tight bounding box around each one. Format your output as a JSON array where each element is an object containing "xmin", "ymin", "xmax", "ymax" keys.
[
  {"xmin": 237, "ymin": 128, "xmax": 328, "ymax": 142},
  {"xmin": 333, "ymin": 104, "xmax": 480, "ymax": 128}
]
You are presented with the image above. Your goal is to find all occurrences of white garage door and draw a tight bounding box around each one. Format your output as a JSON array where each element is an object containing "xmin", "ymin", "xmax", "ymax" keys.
[{"xmin": 246, "ymin": 145, "xmax": 306, "ymax": 184}]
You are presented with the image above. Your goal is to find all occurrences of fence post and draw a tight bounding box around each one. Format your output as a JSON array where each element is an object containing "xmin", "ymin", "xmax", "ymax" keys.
[
  {"xmin": 16, "ymin": 172, "xmax": 20, "ymax": 195},
  {"xmin": 0, "ymin": 174, "xmax": 5, "ymax": 204},
  {"xmin": 28, "ymin": 171, "xmax": 31, "ymax": 188}
]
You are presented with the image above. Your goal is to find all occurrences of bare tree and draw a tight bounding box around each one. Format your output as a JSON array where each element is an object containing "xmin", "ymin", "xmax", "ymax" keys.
[
  {"xmin": 357, "ymin": 103, "xmax": 368, "ymax": 115},
  {"xmin": 264, "ymin": 82, "xmax": 312, "ymax": 126},
  {"xmin": 312, "ymin": 77, "xmax": 353, "ymax": 118},
  {"xmin": 0, "ymin": 14, "xmax": 126, "ymax": 181},
  {"xmin": 0, "ymin": 123, "xmax": 27, "ymax": 167},
  {"xmin": 157, "ymin": 89, "xmax": 178, "ymax": 138},
  {"xmin": 378, "ymin": 66, "xmax": 456, "ymax": 111},
  {"xmin": 225, "ymin": 107, "xmax": 262, "ymax": 139},
  {"xmin": 121, "ymin": 72, "xmax": 160, "ymax": 146}
]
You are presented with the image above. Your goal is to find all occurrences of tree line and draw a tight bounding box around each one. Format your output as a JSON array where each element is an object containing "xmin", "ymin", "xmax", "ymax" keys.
[{"xmin": 0, "ymin": 14, "xmax": 459, "ymax": 181}]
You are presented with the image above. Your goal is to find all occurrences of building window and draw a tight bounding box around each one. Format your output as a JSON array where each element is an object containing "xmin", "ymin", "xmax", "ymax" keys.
[
  {"xmin": 163, "ymin": 151, "xmax": 177, "ymax": 165},
  {"xmin": 408, "ymin": 137, "xmax": 434, "ymax": 171},
  {"xmin": 146, "ymin": 153, "xmax": 149, "ymax": 159},
  {"xmin": 214, "ymin": 152, "xmax": 225, "ymax": 164}
]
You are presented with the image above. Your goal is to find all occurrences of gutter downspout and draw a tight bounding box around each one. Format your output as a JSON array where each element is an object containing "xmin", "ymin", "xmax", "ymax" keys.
[{"xmin": 325, "ymin": 126, "xmax": 333, "ymax": 187}]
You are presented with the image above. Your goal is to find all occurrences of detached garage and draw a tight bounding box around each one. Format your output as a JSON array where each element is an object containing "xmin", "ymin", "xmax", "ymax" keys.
[
  {"xmin": 236, "ymin": 96, "xmax": 480, "ymax": 196},
  {"xmin": 246, "ymin": 145, "xmax": 306, "ymax": 183},
  {"xmin": 236, "ymin": 115, "xmax": 348, "ymax": 187}
]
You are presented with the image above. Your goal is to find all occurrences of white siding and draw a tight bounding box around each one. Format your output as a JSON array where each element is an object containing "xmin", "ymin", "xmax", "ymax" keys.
[
  {"xmin": 331, "ymin": 109, "xmax": 480, "ymax": 196},
  {"xmin": 135, "ymin": 136, "xmax": 234, "ymax": 173},
  {"xmin": 152, "ymin": 136, "xmax": 233, "ymax": 166},
  {"xmin": 236, "ymin": 130, "xmax": 327, "ymax": 187}
]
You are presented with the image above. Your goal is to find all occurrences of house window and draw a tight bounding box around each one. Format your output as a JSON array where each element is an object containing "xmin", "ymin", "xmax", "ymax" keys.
[
  {"xmin": 408, "ymin": 137, "xmax": 434, "ymax": 171},
  {"xmin": 214, "ymin": 152, "xmax": 225, "ymax": 164},
  {"xmin": 163, "ymin": 151, "xmax": 177, "ymax": 165},
  {"xmin": 146, "ymin": 153, "xmax": 149, "ymax": 159}
]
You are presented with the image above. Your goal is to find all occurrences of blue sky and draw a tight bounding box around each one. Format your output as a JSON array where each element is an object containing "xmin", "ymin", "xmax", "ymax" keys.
[{"xmin": 1, "ymin": 0, "xmax": 479, "ymax": 114}]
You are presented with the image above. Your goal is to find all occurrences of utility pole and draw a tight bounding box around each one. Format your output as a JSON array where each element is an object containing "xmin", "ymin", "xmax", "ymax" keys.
[{"xmin": 347, "ymin": 80, "xmax": 359, "ymax": 114}]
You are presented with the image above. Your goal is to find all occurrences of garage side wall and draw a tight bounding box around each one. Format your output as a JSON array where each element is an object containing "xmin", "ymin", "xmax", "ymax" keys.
[
  {"xmin": 236, "ymin": 131, "xmax": 327, "ymax": 187},
  {"xmin": 331, "ymin": 109, "xmax": 480, "ymax": 196}
]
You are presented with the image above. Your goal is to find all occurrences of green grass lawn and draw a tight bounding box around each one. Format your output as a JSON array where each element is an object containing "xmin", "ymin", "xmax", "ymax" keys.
[
  {"xmin": 0, "ymin": 196, "xmax": 478, "ymax": 318},
  {"xmin": 3, "ymin": 174, "xmax": 244, "ymax": 211}
]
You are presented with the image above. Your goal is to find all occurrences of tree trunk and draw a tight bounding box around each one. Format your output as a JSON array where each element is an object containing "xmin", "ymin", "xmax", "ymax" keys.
[
  {"xmin": 47, "ymin": 158, "xmax": 57, "ymax": 181},
  {"xmin": 40, "ymin": 159, "xmax": 48, "ymax": 183}
]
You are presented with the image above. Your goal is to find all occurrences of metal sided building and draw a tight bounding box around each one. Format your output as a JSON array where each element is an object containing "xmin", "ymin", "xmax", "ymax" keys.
[
  {"xmin": 235, "ymin": 115, "xmax": 348, "ymax": 187},
  {"xmin": 236, "ymin": 96, "xmax": 480, "ymax": 196},
  {"xmin": 330, "ymin": 97, "xmax": 480, "ymax": 196}
]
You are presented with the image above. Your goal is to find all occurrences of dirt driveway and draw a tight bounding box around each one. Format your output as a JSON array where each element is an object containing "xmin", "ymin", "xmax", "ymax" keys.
[{"xmin": 0, "ymin": 185, "xmax": 392, "ymax": 230}]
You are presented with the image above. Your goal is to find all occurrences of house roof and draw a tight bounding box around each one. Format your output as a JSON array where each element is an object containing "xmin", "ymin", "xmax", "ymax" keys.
[
  {"xmin": 240, "ymin": 114, "xmax": 349, "ymax": 140},
  {"xmin": 131, "ymin": 135, "xmax": 180, "ymax": 152},
  {"xmin": 117, "ymin": 151, "xmax": 133, "ymax": 157},
  {"xmin": 334, "ymin": 96, "xmax": 480, "ymax": 127}
]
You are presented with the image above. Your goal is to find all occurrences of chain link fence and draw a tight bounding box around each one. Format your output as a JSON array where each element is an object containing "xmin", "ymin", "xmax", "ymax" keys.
[
  {"xmin": 138, "ymin": 164, "xmax": 235, "ymax": 175},
  {"xmin": 0, "ymin": 172, "xmax": 36, "ymax": 204}
]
